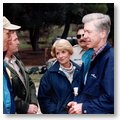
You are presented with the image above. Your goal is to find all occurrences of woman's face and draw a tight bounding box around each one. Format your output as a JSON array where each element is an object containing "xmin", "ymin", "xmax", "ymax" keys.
[{"xmin": 55, "ymin": 48, "xmax": 71, "ymax": 68}]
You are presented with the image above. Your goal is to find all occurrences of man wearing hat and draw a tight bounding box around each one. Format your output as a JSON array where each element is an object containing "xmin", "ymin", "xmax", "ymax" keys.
[
  {"xmin": 4, "ymin": 17, "xmax": 38, "ymax": 114},
  {"xmin": 3, "ymin": 16, "xmax": 21, "ymax": 114}
]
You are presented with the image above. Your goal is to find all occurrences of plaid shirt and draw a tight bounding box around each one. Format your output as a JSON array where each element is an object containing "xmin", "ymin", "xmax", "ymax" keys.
[{"xmin": 92, "ymin": 43, "xmax": 107, "ymax": 61}]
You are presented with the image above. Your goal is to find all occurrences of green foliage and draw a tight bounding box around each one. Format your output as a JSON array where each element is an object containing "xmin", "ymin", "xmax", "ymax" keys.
[
  {"xmin": 96, "ymin": 4, "xmax": 108, "ymax": 13},
  {"xmin": 19, "ymin": 39, "xmax": 32, "ymax": 50},
  {"xmin": 30, "ymin": 73, "xmax": 43, "ymax": 82},
  {"xmin": 19, "ymin": 24, "xmax": 77, "ymax": 50},
  {"xmin": 83, "ymin": 3, "xmax": 108, "ymax": 14},
  {"xmin": 30, "ymin": 73, "xmax": 43, "ymax": 87},
  {"xmin": 4, "ymin": 3, "xmax": 113, "ymax": 50}
]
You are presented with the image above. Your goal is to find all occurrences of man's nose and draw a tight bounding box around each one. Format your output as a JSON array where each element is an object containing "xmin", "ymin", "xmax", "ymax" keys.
[
  {"xmin": 83, "ymin": 33, "xmax": 87, "ymax": 38},
  {"xmin": 8, "ymin": 36, "xmax": 12, "ymax": 42},
  {"xmin": 17, "ymin": 39, "xmax": 20, "ymax": 45}
]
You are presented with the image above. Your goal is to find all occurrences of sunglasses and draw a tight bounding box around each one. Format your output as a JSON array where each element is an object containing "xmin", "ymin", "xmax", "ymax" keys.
[{"xmin": 76, "ymin": 34, "xmax": 84, "ymax": 39}]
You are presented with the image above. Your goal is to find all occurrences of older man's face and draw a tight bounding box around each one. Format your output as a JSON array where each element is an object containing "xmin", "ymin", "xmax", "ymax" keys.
[
  {"xmin": 8, "ymin": 31, "xmax": 20, "ymax": 53},
  {"xmin": 84, "ymin": 21, "xmax": 102, "ymax": 50},
  {"xmin": 3, "ymin": 29, "xmax": 11, "ymax": 51}
]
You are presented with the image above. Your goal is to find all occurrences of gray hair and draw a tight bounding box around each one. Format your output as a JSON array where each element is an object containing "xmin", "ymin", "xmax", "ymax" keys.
[{"xmin": 82, "ymin": 13, "xmax": 111, "ymax": 35}]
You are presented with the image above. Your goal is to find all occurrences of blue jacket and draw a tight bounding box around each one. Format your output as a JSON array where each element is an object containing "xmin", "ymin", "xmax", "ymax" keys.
[
  {"xmin": 38, "ymin": 61, "xmax": 83, "ymax": 114},
  {"xmin": 3, "ymin": 62, "xmax": 15, "ymax": 114},
  {"xmin": 78, "ymin": 43, "xmax": 114, "ymax": 114}
]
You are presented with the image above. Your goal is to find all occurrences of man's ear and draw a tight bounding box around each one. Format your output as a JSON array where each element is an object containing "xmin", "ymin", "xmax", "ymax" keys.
[{"xmin": 100, "ymin": 29, "xmax": 106, "ymax": 39}]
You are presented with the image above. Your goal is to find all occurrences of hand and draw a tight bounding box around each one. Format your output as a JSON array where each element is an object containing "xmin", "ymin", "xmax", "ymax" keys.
[
  {"xmin": 67, "ymin": 101, "xmax": 82, "ymax": 114},
  {"xmin": 67, "ymin": 101, "xmax": 77, "ymax": 109},
  {"xmin": 27, "ymin": 104, "xmax": 38, "ymax": 114}
]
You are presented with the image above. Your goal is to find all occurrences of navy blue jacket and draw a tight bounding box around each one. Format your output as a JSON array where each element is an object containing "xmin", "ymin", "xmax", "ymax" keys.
[
  {"xmin": 78, "ymin": 43, "xmax": 114, "ymax": 114},
  {"xmin": 38, "ymin": 61, "xmax": 83, "ymax": 114}
]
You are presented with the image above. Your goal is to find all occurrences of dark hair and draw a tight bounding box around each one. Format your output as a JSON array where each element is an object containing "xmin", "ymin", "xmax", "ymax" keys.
[{"xmin": 77, "ymin": 24, "xmax": 84, "ymax": 32}]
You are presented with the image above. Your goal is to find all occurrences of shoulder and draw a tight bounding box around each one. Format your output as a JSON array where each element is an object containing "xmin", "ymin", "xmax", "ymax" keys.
[
  {"xmin": 73, "ymin": 44, "xmax": 79, "ymax": 48},
  {"xmin": 71, "ymin": 61, "xmax": 82, "ymax": 69},
  {"xmin": 48, "ymin": 61, "xmax": 59, "ymax": 71},
  {"xmin": 14, "ymin": 54, "xmax": 25, "ymax": 66},
  {"xmin": 101, "ymin": 43, "xmax": 114, "ymax": 59},
  {"xmin": 73, "ymin": 44, "xmax": 82, "ymax": 51},
  {"xmin": 41, "ymin": 62, "xmax": 59, "ymax": 80},
  {"xmin": 73, "ymin": 44, "xmax": 79, "ymax": 47},
  {"xmin": 14, "ymin": 53, "xmax": 21, "ymax": 60}
]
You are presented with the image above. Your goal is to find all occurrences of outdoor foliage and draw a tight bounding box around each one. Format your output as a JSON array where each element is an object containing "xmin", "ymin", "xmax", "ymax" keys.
[{"xmin": 3, "ymin": 3, "xmax": 114, "ymax": 50}]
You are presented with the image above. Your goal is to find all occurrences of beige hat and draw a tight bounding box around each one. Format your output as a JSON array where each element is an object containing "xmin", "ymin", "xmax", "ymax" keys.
[{"xmin": 3, "ymin": 16, "xmax": 21, "ymax": 30}]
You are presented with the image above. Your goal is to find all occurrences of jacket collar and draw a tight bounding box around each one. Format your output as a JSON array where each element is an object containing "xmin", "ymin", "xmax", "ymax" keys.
[
  {"xmin": 92, "ymin": 42, "xmax": 112, "ymax": 62},
  {"xmin": 99, "ymin": 42, "xmax": 112, "ymax": 55},
  {"xmin": 49, "ymin": 60, "xmax": 81, "ymax": 72}
]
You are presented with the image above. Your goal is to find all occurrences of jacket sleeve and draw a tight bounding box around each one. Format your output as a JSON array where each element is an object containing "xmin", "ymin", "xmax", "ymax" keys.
[
  {"xmin": 38, "ymin": 71, "xmax": 57, "ymax": 114},
  {"xmin": 19, "ymin": 57, "xmax": 38, "ymax": 107},
  {"xmin": 14, "ymin": 70, "xmax": 38, "ymax": 114},
  {"xmin": 82, "ymin": 54, "xmax": 114, "ymax": 114},
  {"xmin": 15, "ymin": 96, "xmax": 29, "ymax": 114},
  {"xmin": 26, "ymin": 70, "xmax": 38, "ymax": 106}
]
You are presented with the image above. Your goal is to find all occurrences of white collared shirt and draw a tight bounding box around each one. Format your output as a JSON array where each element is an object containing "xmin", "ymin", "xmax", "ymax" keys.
[
  {"xmin": 70, "ymin": 44, "xmax": 86, "ymax": 66},
  {"xmin": 4, "ymin": 56, "xmax": 25, "ymax": 86}
]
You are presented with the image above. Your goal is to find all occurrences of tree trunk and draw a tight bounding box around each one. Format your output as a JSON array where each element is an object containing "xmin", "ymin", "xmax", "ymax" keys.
[
  {"xmin": 29, "ymin": 25, "xmax": 40, "ymax": 51},
  {"xmin": 61, "ymin": 12, "xmax": 71, "ymax": 39},
  {"xmin": 61, "ymin": 21, "xmax": 70, "ymax": 39}
]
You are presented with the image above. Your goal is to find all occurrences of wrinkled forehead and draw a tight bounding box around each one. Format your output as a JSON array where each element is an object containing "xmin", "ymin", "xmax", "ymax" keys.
[
  {"xmin": 9, "ymin": 30, "xmax": 17, "ymax": 36},
  {"xmin": 84, "ymin": 21, "xmax": 97, "ymax": 31},
  {"xmin": 3, "ymin": 28, "xmax": 10, "ymax": 33},
  {"xmin": 77, "ymin": 29, "xmax": 84, "ymax": 34}
]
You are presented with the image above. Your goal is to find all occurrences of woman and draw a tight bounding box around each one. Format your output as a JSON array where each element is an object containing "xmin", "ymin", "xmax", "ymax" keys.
[{"xmin": 38, "ymin": 39, "xmax": 83, "ymax": 114}]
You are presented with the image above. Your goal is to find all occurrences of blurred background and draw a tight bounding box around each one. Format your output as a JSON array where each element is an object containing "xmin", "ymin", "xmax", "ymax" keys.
[{"xmin": 3, "ymin": 3, "xmax": 114, "ymax": 92}]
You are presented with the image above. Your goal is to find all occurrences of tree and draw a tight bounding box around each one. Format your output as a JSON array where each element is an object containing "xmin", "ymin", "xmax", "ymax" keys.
[
  {"xmin": 106, "ymin": 3, "xmax": 114, "ymax": 47},
  {"xmin": 3, "ymin": 3, "xmax": 113, "ymax": 50}
]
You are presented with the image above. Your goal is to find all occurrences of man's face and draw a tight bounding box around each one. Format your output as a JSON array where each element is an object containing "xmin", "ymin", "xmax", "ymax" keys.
[
  {"xmin": 3, "ymin": 29, "xmax": 11, "ymax": 51},
  {"xmin": 84, "ymin": 21, "xmax": 102, "ymax": 50},
  {"xmin": 77, "ymin": 29, "xmax": 87, "ymax": 49},
  {"xmin": 8, "ymin": 31, "xmax": 20, "ymax": 53}
]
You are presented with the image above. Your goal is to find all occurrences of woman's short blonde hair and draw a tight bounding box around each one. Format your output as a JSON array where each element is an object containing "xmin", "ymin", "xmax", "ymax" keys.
[{"xmin": 51, "ymin": 39, "xmax": 73, "ymax": 57}]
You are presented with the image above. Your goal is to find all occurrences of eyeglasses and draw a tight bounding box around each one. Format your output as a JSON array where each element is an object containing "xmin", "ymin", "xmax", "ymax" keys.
[{"xmin": 76, "ymin": 34, "xmax": 84, "ymax": 39}]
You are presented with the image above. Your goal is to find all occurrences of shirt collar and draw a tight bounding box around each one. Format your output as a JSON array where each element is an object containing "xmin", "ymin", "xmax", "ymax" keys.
[
  {"xmin": 4, "ymin": 55, "xmax": 17, "ymax": 64},
  {"xmin": 95, "ymin": 43, "xmax": 107, "ymax": 56},
  {"xmin": 92, "ymin": 43, "xmax": 107, "ymax": 60}
]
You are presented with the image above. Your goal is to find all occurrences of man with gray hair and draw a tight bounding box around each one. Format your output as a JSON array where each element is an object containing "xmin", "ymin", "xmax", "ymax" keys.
[{"xmin": 67, "ymin": 13, "xmax": 114, "ymax": 114}]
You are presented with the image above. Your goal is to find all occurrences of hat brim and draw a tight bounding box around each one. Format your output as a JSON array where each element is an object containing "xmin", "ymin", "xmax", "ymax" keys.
[{"xmin": 4, "ymin": 24, "xmax": 21, "ymax": 30}]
